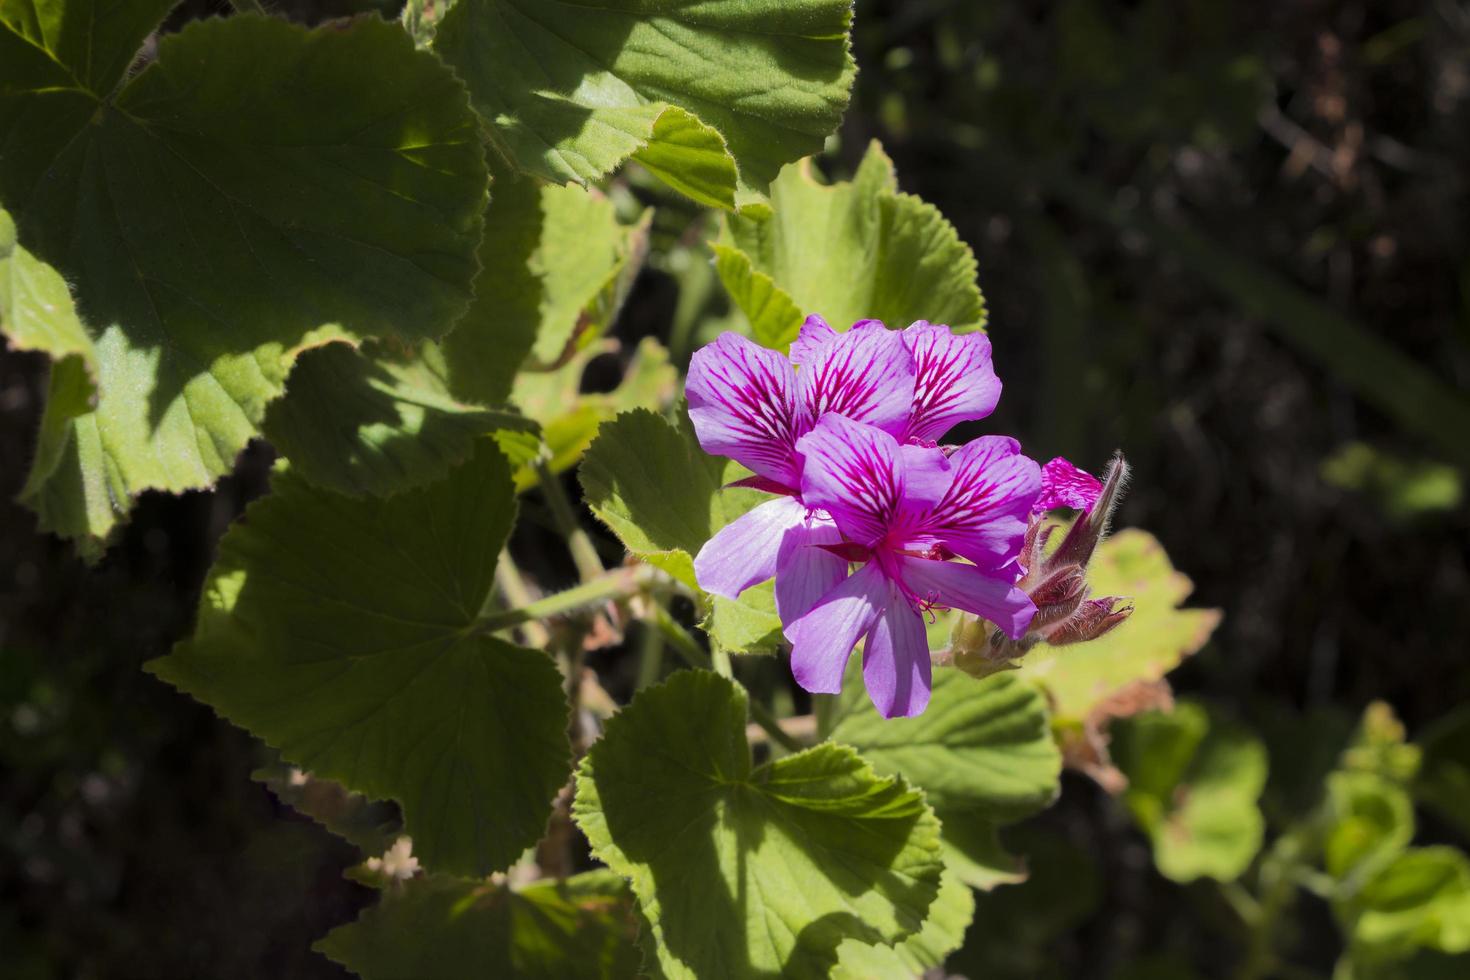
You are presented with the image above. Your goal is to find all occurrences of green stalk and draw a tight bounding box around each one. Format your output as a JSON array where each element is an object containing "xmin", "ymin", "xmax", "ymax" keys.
[
  {"xmin": 475, "ymin": 565, "xmax": 655, "ymax": 633},
  {"xmin": 535, "ymin": 459, "xmax": 606, "ymax": 584}
]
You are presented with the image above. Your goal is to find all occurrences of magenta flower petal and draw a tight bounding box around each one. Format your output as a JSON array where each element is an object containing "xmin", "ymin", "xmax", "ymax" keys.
[
  {"xmin": 1035, "ymin": 457, "xmax": 1104, "ymax": 513},
  {"xmin": 788, "ymin": 313, "xmax": 838, "ymax": 364},
  {"xmin": 686, "ymin": 332, "xmax": 803, "ymax": 487},
  {"xmin": 901, "ymin": 323, "xmax": 1003, "ymax": 442},
  {"xmin": 862, "ymin": 588, "xmax": 932, "ymax": 718},
  {"xmin": 796, "ymin": 414, "xmax": 905, "ymax": 548},
  {"xmin": 693, "ymin": 496, "xmax": 807, "ymax": 599},
  {"xmin": 892, "ymin": 553, "xmax": 1037, "ymax": 639},
  {"xmin": 773, "ymin": 517, "xmax": 848, "ymax": 623},
  {"xmin": 786, "ymin": 562, "xmax": 887, "ymax": 695},
  {"xmin": 797, "ymin": 320, "xmax": 915, "ymax": 437},
  {"xmin": 908, "ymin": 436, "xmax": 1040, "ymax": 570}
]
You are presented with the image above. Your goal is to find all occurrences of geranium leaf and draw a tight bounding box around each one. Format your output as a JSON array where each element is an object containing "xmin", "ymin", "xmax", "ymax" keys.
[
  {"xmin": 1021, "ymin": 529, "xmax": 1222, "ymax": 729},
  {"xmin": 316, "ymin": 870, "xmax": 643, "ymax": 980},
  {"xmin": 147, "ymin": 444, "xmax": 569, "ymax": 878},
  {"xmin": 573, "ymin": 670, "xmax": 943, "ymax": 980},
  {"xmin": 1338, "ymin": 848, "xmax": 1470, "ymax": 965},
  {"xmin": 707, "ymin": 581, "xmax": 785, "ymax": 656},
  {"xmin": 432, "ymin": 0, "xmax": 856, "ymax": 210},
  {"xmin": 831, "ymin": 868, "xmax": 974, "ymax": 979},
  {"xmin": 1, "ymin": 11, "xmax": 488, "ymax": 551},
  {"xmin": 830, "ymin": 670, "xmax": 1061, "ymax": 822},
  {"xmin": 716, "ymin": 142, "xmax": 986, "ymax": 350},
  {"xmin": 261, "ymin": 340, "xmax": 537, "ymax": 498},
  {"xmin": 579, "ymin": 408, "xmax": 759, "ymax": 590},
  {"xmin": 0, "ymin": 206, "xmax": 95, "ymax": 379},
  {"xmin": 252, "ymin": 763, "xmax": 401, "ymax": 859},
  {"xmin": 443, "ymin": 156, "xmax": 651, "ymax": 406},
  {"xmin": 1112, "ymin": 701, "xmax": 1267, "ymax": 882}
]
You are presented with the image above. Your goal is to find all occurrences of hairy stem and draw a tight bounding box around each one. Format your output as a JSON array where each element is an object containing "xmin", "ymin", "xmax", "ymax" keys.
[
  {"xmin": 491, "ymin": 552, "xmax": 550, "ymax": 649},
  {"xmin": 476, "ymin": 565, "xmax": 657, "ymax": 633}
]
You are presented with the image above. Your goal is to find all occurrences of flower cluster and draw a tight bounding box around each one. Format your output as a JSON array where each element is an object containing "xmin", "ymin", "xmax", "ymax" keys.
[{"xmin": 688, "ymin": 315, "xmax": 1115, "ymax": 718}]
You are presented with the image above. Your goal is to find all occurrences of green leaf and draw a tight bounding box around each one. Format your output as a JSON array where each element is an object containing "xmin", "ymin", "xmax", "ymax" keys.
[
  {"xmin": 261, "ymin": 341, "xmax": 538, "ymax": 498},
  {"xmin": 316, "ymin": 870, "xmax": 643, "ymax": 980},
  {"xmin": 573, "ymin": 670, "xmax": 943, "ymax": 980},
  {"xmin": 147, "ymin": 445, "xmax": 569, "ymax": 878},
  {"xmin": 510, "ymin": 337, "xmax": 679, "ymax": 492},
  {"xmin": 1340, "ymin": 848, "xmax": 1470, "ymax": 963},
  {"xmin": 707, "ymin": 582, "xmax": 785, "ymax": 656},
  {"xmin": 443, "ymin": 156, "xmax": 651, "ymax": 406},
  {"xmin": 935, "ymin": 815, "xmax": 1029, "ymax": 891},
  {"xmin": 1112, "ymin": 702, "xmax": 1267, "ymax": 882},
  {"xmin": 1, "ymin": 11, "xmax": 488, "ymax": 550},
  {"xmin": 1325, "ymin": 771, "xmax": 1415, "ymax": 884},
  {"xmin": 830, "ymin": 670, "xmax": 1061, "ymax": 822},
  {"xmin": 831, "ymin": 868, "xmax": 975, "ymax": 979},
  {"xmin": 716, "ymin": 142, "xmax": 986, "ymax": 350},
  {"xmin": 579, "ymin": 408, "xmax": 761, "ymax": 590},
  {"xmin": 433, "ymin": 0, "xmax": 856, "ymax": 210},
  {"xmin": 1020, "ymin": 529, "xmax": 1222, "ymax": 729},
  {"xmin": 0, "ymin": 206, "xmax": 95, "ymax": 378}
]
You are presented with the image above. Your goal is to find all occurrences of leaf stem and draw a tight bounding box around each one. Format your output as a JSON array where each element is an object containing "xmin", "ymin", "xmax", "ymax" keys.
[
  {"xmin": 475, "ymin": 565, "xmax": 656, "ymax": 633},
  {"xmin": 491, "ymin": 552, "xmax": 550, "ymax": 648},
  {"xmin": 535, "ymin": 459, "xmax": 605, "ymax": 584}
]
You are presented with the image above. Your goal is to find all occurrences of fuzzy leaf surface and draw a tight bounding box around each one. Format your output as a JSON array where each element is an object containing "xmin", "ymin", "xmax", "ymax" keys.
[
  {"xmin": 262, "ymin": 341, "xmax": 536, "ymax": 498},
  {"xmin": 433, "ymin": 0, "xmax": 856, "ymax": 209},
  {"xmin": 573, "ymin": 670, "xmax": 943, "ymax": 980},
  {"xmin": 148, "ymin": 446, "xmax": 569, "ymax": 878},
  {"xmin": 0, "ymin": 10, "xmax": 487, "ymax": 550},
  {"xmin": 717, "ymin": 141, "xmax": 986, "ymax": 349}
]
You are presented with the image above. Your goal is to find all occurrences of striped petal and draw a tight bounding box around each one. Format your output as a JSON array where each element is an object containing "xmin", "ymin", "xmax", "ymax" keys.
[
  {"xmin": 796, "ymin": 414, "xmax": 906, "ymax": 548},
  {"xmin": 905, "ymin": 436, "xmax": 1041, "ymax": 570},
  {"xmin": 797, "ymin": 320, "xmax": 915, "ymax": 436},
  {"xmin": 693, "ymin": 496, "xmax": 806, "ymax": 599},
  {"xmin": 773, "ymin": 515, "xmax": 848, "ymax": 623},
  {"xmin": 785, "ymin": 561, "xmax": 887, "ymax": 695},
  {"xmin": 893, "ymin": 554, "xmax": 1036, "ymax": 640},
  {"xmin": 862, "ymin": 584, "xmax": 932, "ymax": 718},
  {"xmin": 902, "ymin": 323, "xmax": 1002, "ymax": 442},
  {"xmin": 686, "ymin": 332, "xmax": 804, "ymax": 487}
]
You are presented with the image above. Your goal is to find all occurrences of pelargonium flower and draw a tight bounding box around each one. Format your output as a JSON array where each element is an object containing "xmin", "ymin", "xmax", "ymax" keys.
[
  {"xmin": 782, "ymin": 414, "xmax": 1041, "ymax": 718},
  {"xmin": 689, "ymin": 317, "xmax": 1000, "ymax": 600}
]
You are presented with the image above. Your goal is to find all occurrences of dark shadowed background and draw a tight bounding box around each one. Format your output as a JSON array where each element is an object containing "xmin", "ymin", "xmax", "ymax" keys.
[{"xmin": 3, "ymin": 0, "xmax": 1467, "ymax": 977}]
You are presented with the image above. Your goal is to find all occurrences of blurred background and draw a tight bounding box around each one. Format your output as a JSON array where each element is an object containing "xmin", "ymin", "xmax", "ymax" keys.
[{"xmin": 3, "ymin": 0, "xmax": 1468, "ymax": 976}]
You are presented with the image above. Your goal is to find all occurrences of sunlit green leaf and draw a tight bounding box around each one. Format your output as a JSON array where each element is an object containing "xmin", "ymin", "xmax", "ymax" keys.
[
  {"xmin": 716, "ymin": 142, "xmax": 986, "ymax": 350},
  {"xmin": 512, "ymin": 337, "xmax": 679, "ymax": 492},
  {"xmin": 1112, "ymin": 702, "xmax": 1267, "ymax": 882},
  {"xmin": 1340, "ymin": 848, "xmax": 1470, "ymax": 965},
  {"xmin": 1325, "ymin": 771, "xmax": 1415, "ymax": 884},
  {"xmin": 433, "ymin": 0, "xmax": 856, "ymax": 210},
  {"xmin": 831, "ymin": 670, "xmax": 1060, "ymax": 822},
  {"xmin": 1, "ymin": 11, "xmax": 488, "ymax": 551},
  {"xmin": 832, "ymin": 868, "xmax": 974, "ymax": 979},
  {"xmin": 443, "ymin": 156, "xmax": 652, "ymax": 407},
  {"xmin": 573, "ymin": 670, "xmax": 943, "ymax": 980},
  {"xmin": 0, "ymin": 206, "xmax": 95, "ymax": 379},
  {"xmin": 316, "ymin": 870, "xmax": 642, "ymax": 979},
  {"xmin": 707, "ymin": 581, "xmax": 785, "ymax": 656},
  {"xmin": 262, "ymin": 341, "xmax": 537, "ymax": 498},
  {"xmin": 579, "ymin": 408, "xmax": 760, "ymax": 590},
  {"xmin": 148, "ymin": 445, "xmax": 569, "ymax": 878}
]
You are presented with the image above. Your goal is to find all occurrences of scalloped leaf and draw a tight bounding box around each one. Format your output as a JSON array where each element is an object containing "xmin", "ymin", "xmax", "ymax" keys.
[
  {"xmin": 831, "ymin": 867, "xmax": 974, "ymax": 979},
  {"xmin": 261, "ymin": 340, "xmax": 537, "ymax": 498},
  {"xmin": 0, "ymin": 206, "xmax": 95, "ymax": 378},
  {"xmin": 0, "ymin": 11, "xmax": 488, "ymax": 551},
  {"xmin": 432, "ymin": 0, "xmax": 855, "ymax": 210},
  {"xmin": 716, "ymin": 141, "xmax": 986, "ymax": 350},
  {"xmin": 316, "ymin": 870, "xmax": 642, "ymax": 979},
  {"xmin": 579, "ymin": 408, "xmax": 762, "ymax": 591},
  {"xmin": 147, "ymin": 444, "xmax": 569, "ymax": 878},
  {"xmin": 573, "ymin": 670, "xmax": 943, "ymax": 980}
]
